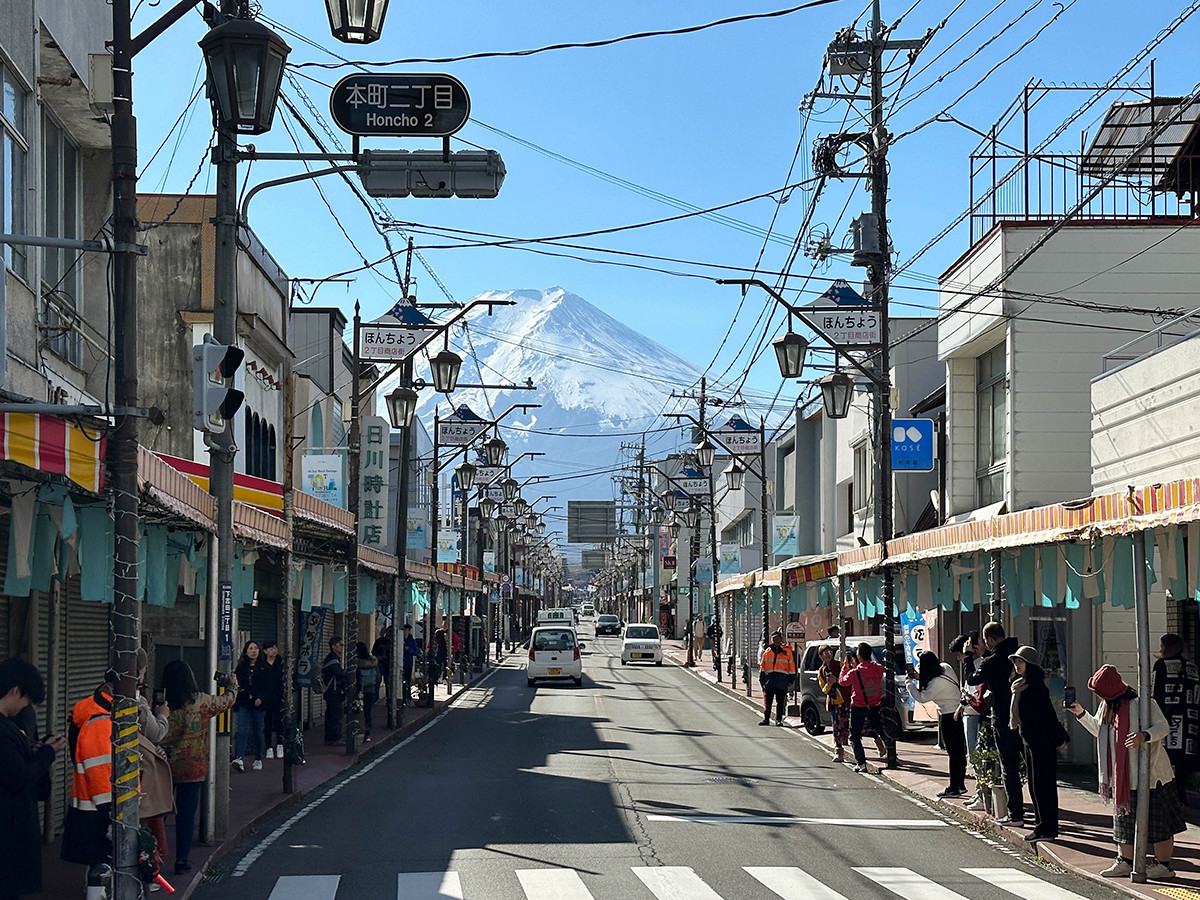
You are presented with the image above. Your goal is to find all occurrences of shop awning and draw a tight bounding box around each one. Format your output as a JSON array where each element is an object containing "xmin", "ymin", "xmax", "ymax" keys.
[
  {"xmin": 716, "ymin": 574, "xmax": 750, "ymax": 596},
  {"xmin": 233, "ymin": 501, "xmax": 288, "ymax": 549},
  {"xmin": 294, "ymin": 488, "xmax": 354, "ymax": 536},
  {"xmin": 779, "ymin": 553, "xmax": 838, "ymax": 586},
  {"xmin": 138, "ymin": 447, "xmax": 215, "ymax": 531},
  {"xmin": 1, "ymin": 413, "xmax": 106, "ymax": 493},
  {"xmin": 359, "ymin": 544, "xmax": 398, "ymax": 577},
  {"xmin": 155, "ymin": 451, "xmax": 284, "ymax": 514}
]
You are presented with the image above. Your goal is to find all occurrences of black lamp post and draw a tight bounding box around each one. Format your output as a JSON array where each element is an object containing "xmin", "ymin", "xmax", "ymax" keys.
[
  {"xmin": 820, "ymin": 372, "xmax": 855, "ymax": 419},
  {"xmin": 773, "ymin": 328, "xmax": 809, "ymax": 379},
  {"xmin": 430, "ymin": 349, "xmax": 463, "ymax": 393},
  {"xmin": 484, "ymin": 436, "xmax": 507, "ymax": 467},
  {"xmin": 199, "ymin": 17, "xmax": 290, "ymax": 135},
  {"xmin": 385, "ymin": 385, "xmax": 418, "ymax": 428},
  {"xmin": 324, "ymin": 0, "xmax": 390, "ymax": 43},
  {"xmin": 479, "ymin": 496, "xmax": 498, "ymax": 519},
  {"xmin": 726, "ymin": 461, "xmax": 745, "ymax": 492},
  {"xmin": 456, "ymin": 461, "xmax": 476, "ymax": 492},
  {"xmin": 501, "ymin": 477, "xmax": 519, "ymax": 502},
  {"xmin": 695, "ymin": 438, "xmax": 717, "ymax": 470}
]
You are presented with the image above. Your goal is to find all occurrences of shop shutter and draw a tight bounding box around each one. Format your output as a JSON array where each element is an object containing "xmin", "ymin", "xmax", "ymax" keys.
[
  {"xmin": 236, "ymin": 599, "xmax": 279, "ymax": 648},
  {"xmin": 0, "ymin": 511, "xmax": 10, "ymax": 659}
]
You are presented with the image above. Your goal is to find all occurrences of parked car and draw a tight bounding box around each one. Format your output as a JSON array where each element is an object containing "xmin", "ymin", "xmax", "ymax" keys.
[
  {"xmin": 595, "ymin": 614, "xmax": 623, "ymax": 635},
  {"xmin": 620, "ymin": 623, "xmax": 663, "ymax": 665},
  {"xmin": 527, "ymin": 626, "xmax": 584, "ymax": 687},
  {"xmin": 795, "ymin": 635, "xmax": 937, "ymax": 736}
]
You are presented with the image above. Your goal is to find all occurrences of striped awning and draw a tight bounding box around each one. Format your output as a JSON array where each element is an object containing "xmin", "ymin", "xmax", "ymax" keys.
[
  {"xmin": 0, "ymin": 413, "xmax": 105, "ymax": 492},
  {"xmin": 154, "ymin": 451, "xmax": 284, "ymax": 514},
  {"xmin": 783, "ymin": 553, "xmax": 838, "ymax": 586},
  {"xmin": 716, "ymin": 574, "xmax": 750, "ymax": 596},
  {"xmin": 359, "ymin": 544, "xmax": 398, "ymax": 577},
  {"xmin": 137, "ymin": 446, "xmax": 215, "ymax": 530}
]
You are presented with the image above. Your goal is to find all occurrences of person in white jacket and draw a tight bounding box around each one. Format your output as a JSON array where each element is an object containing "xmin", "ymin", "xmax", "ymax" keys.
[
  {"xmin": 1067, "ymin": 664, "xmax": 1186, "ymax": 881},
  {"xmin": 906, "ymin": 650, "xmax": 966, "ymax": 798}
]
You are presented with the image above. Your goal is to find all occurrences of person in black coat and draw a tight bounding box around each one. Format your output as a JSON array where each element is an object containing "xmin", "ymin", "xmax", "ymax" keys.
[
  {"xmin": 1009, "ymin": 645, "xmax": 1069, "ymax": 843},
  {"xmin": 968, "ymin": 622, "xmax": 1026, "ymax": 823},
  {"xmin": 322, "ymin": 638, "xmax": 348, "ymax": 745},
  {"xmin": 0, "ymin": 658, "xmax": 66, "ymax": 900},
  {"xmin": 260, "ymin": 641, "xmax": 286, "ymax": 760}
]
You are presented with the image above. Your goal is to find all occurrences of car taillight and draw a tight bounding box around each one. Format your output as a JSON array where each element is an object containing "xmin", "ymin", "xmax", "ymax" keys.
[
  {"xmin": 529, "ymin": 647, "xmax": 536, "ymax": 661},
  {"xmin": 573, "ymin": 646, "xmax": 580, "ymax": 661}
]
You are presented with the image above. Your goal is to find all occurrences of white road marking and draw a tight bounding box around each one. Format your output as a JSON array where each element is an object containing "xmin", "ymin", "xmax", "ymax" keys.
[
  {"xmin": 266, "ymin": 875, "xmax": 340, "ymax": 900},
  {"xmin": 632, "ymin": 866, "xmax": 724, "ymax": 899},
  {"xmin": 396, "ymin": 871, "xmax": 464, "ymax": 899},
  {"xmin": 516, "ymin": 868, "xmax": 596, "ymax": 900},
  {"xmin": 962, "ymin": 868, "xmax": 1092, "ymax": 900},
  {"xmin": 853, "ymin": 867, "xmax": 973, "ymax": 900},
  {"xmin": 744, "ymin": 866, "xmax": 850, "ymax": 899},
  {"xmin": 647, "ymin": 814, "xmax": 948, "ymax": 828}
]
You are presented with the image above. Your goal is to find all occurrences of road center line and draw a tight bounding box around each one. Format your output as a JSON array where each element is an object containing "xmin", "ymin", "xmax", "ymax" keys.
[{"xmin": 646, "ymin": 814, "xmax": 948, "ymax": 828}]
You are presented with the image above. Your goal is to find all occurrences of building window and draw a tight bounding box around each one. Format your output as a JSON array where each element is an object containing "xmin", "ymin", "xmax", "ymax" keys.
[
  {"xmin": 2, "ymin": 62, "xmax": 28, "ymax": 280},
  {"xmin": 976, "ymin": 342, "xmax": 1007, "ymax": 505},
  {"xmin": 852, "ymin": 441, "xmax": 871, "ymax": 514},
  {"xmin": 331, "ymin": 397, "xmax": 345, "ymax": 446},
  {"xmin": 42, "ymin": 114, "xmax": 81, "ymax": 366}
]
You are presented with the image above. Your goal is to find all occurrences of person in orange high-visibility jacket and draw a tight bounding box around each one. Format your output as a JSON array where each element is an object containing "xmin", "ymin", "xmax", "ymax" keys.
[
  {"xmin": 758, "ymin": 631, "xmax": 797, "ymax": 726},
  {"xmin": 61, "ymin": 681, "xmax": 114, "ymax": 866}
]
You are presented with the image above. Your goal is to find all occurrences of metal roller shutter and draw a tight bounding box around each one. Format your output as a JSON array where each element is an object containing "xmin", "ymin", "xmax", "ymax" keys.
[
  {"xmin": 0, "ymin": 511, "xmax": 10, "ymax": 660},
  {"xmin": 57, "ymin": 595, "xmax": 110, "ymax": 834}
]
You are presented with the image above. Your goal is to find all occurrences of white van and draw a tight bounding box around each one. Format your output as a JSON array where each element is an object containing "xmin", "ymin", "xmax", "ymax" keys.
[{"xmin": 537, "ymin": 608, "xmax": 576, "ymax": 626}]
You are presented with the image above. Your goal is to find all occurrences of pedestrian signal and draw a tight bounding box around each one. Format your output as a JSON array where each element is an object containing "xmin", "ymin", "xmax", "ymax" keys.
[{"xmin": 192, "ymin": 334, "xmax": 245, "ymax": 433}]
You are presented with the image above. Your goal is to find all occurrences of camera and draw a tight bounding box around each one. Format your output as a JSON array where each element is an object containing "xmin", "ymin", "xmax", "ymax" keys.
[{"xmin": 213, "ymin": 671, "xmax": 233, "ymax": 689}]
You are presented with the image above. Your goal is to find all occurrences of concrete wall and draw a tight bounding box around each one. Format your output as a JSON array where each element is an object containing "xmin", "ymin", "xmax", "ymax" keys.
[{"xmin": 38, "ymin": 0, "xmax": 109, "ymax": 90}]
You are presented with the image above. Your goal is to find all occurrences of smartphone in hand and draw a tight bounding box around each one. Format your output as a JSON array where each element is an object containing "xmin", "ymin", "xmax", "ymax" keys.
[{"xmin": 1063, "ymin": 685, "xmax": 1077, "ymax": 707}]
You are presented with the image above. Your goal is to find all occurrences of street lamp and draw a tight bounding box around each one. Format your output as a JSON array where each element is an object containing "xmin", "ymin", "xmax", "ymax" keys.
[
  {"xmin": 820, "ymin": 371, "xmax": 855, "ymax": 419},
  {"xmin": 694, "ymin": 438, "xmax": 717, "ymax": 469},
  {"xmin": 324, "ymin": 0, "xmax": 390, "ymax": 43},
  {"xmin": 513, "ymin": 497, "xmax": 530, "ymax": 517},
  {"xmin": 726, "ymin": 461, "xmax": 745, "ymax": 492},
  {"xmin": 484, "ymin": 435, "xmax": 507, "ymax": 467},
  {"xmin": 478, "ymin": 496, "xmax": 498, "ymax": 519},
  {"xmin": 198, "ymin": 17, "xmax": 290, "ymax": 135},
  {"xmin": 430, "ymin": 348, "xmax": 463, "ymax": 393},
  {"xmin": 501, "ymin": 477, "xmax": 519, "ymax": 502},
  {"xmin": 385, "ymin": 384, "xmax": 418, "ymax": 428},
  {"xmin": 456, "ymin": 461, "xmax": 476, "ymax": 492},
  {"xmin": 773, "ymin": 327, "xmax": 809, "ymax": 379}
]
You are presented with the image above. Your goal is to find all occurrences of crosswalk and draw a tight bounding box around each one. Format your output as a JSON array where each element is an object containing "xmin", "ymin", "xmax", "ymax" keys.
[{"xmin": 263, "ymin": 865, "xmax": 1097, "ymax": 900}]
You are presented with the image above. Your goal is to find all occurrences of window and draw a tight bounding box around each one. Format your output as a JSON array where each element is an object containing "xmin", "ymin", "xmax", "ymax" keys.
[
  {"xmin": 1, "ymin": 62, "xmax": 28, "ymax": 280},
  {"xmin": 852, "ymin": 441, "xmax": 871, "ymax": 513},
  {"xmin": 331, "ymin": 397, "xmax": 345, "ymax": 446},
  {"xmin": 976, "ymin": 343, "xmax": 1007, "ymax": 505},
  {"xmin": 42, "ymin": 114, "xmax": 81, "ymax": 365}
]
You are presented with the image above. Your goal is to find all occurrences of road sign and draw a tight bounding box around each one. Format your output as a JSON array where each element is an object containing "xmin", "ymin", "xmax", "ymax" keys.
[
  {"xmin": 785, "ymin": 622, "xmax": 805, "ymax": 642},
  {"xmin": 359, "ymin": 322, "xmax": 438, "ymax": 361},
  {"xmin": 713, "ymin": 416, "xmax": 762, "ymax": 456},
  {"xmin": 330, "ymin": 73, "xmax": 470, "ymax": 137},
  {"xmin": 808, "ymin": 279, "xmax": 880, "ymax": 345},
  {"xmin": 438, "ymin": 405, "xmax": 489, "ymax": 446},
  {"xmin": 475, "ymin": 465, "xmax": 504, "ymax": 485},
  {"xmin": 891, "ymin": 417, "xmax": 936, "ymax": 472}
]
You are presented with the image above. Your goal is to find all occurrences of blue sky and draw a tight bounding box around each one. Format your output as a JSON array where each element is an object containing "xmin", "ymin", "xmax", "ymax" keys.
[{"xmin": 130, "ymin": 0, "xmax": 1200, "ymax": 415}]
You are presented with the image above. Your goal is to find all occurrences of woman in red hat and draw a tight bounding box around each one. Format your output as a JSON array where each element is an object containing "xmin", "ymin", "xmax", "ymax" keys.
[{"xmin": 1067, "ymin": 663, "xmax": 1185, "ymax": 881}]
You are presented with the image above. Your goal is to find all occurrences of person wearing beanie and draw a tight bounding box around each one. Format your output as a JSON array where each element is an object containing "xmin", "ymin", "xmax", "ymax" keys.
[
  {"xmin": 1008, "ymin": 645, "xmax": 1068, "ymax": 843},
  {"xmin": 1068, "ymin": 664, "xmax": 1184, "ymax": 881}
]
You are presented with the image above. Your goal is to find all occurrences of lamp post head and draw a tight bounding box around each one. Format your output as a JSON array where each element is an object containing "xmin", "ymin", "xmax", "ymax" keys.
[
  {"xmin": 483, "ymin": 436, "xmax": 507, "ymax": 467},
  {"xmin": 199, "ymin": 17, "xmax": 290, "ymax": 136},
  {"xmin": 455, "ymin": 461, "xmax": 476, "ymax": 492},
  {"xmin": 478, "ymin": 496, "xmax": 497, "ymax": 519},
  {"xmin": 501, "ymin": 476, "xmax": 519, "ymax": 502},
  {"xmin": 695, "ymin": 438, "xmax": 717, "ymax": 469},
  {"xmin": 819, "ymin": 371, "xmax": 855, "ymax": 419},
  {"xmin": 513, "ymin": 497, "xmax": 530, "ymax": 516},
  {"xmin": 324, "ymin": 0, "xmax": 390, "ymax": 43},
  {"xmin": 384, "ymin": 385, "xmax": 418, "ymax": 428},
  {"xmin": 430, "ymin": 349, "xmax": 463, "ymax": 393},
  {"xmin": 773, "ymin": 330, "xmax": 809, "ymax": 379},
  {"xmin": 726, "ymin": 461, "xmax": 745, "ymax": 492}
]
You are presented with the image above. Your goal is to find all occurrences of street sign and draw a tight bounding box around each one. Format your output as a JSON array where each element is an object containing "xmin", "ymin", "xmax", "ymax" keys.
[
  {"xmin": 785, "ymin": 622, "xmax": 805, "ymax": 642},
  {"xmin": 714, "ymin": 416, "xmax": 762, "ymax": 456},
  {"xmin": 808, "ymin": 279, "xmax": 881, "ymax": 345},
  {"xmin": 330, "ymin": 73, "xmax": 470, "ymax": 137},
  {"xmin": 891, "ymin": 417, "xmax": 936, "ymax": 472},
  {"xmin": 438, "ymin": 405, "xmax": 489, "ymax": 446},
  {"xmin": 663, "ymin": 556, "xmax": 677, "ymax": 570},
  {"xmin": 475, "ymin": 465, "xmax": 504, "ymax": 485},
  {"xmin": 359, "ymin": 322, "xmax": 438, "ymax": 361},
  {"xmin": 679, "ymin": 477, "xmax": 708, "ymax": 493}
]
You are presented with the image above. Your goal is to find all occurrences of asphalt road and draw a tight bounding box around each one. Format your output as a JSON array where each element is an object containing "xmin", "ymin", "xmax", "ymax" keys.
[{"xmin": 198, "ymin": 624, "xmax": 1126, "ymax": 899}]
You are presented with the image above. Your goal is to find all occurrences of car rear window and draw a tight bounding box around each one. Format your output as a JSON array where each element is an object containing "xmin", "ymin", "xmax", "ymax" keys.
[
  {"xmin": 599, "ymin": 615, "xmax": 618, "ymax": 623},
  {"xmin": 533, "ymin": 629, "xmax": 576, "ymax": 651},
  {"xmin": 625, "ymin": 626, "xmax": 659, "ymax": 640}
]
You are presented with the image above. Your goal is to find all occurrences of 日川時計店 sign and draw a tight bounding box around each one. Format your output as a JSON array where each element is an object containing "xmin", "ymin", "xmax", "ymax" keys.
[{"xmin": 330, "ymin": 73, "xmax": 471, "ymax": 137}]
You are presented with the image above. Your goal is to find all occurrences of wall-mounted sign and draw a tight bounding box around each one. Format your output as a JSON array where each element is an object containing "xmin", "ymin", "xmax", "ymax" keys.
[
  {"xmin": 358, "ymin": 415, "xmax": 390, "ymax": 548},
  {"xmin": 330, "ymin": 73, "xmax": 470, "ymax": 137}
]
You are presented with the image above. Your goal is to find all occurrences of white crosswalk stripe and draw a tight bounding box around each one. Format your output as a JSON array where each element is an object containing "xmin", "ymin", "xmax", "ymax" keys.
[
  {"xmin": 632, "ymin": 866, "xmax": 723, "ymax": 899},
  {"xmin": 266, "ymin": 875, "xmax": 339, "ymax": 900},
  {"xmin": 263, "ymin": 863, "xmax": 1094, "ymax": 899},
  {"xmin": 744, "ymin": 866, "xmax": 851, "ymax": 900},
  {"xmin": 395, "ymin": 871, "xmax": 464, "ymax": 899},
  {"xmin": 854, "ymin": 867, "xmax": 974, "ymax": 900},
  {"xmin": 516, "ymin": 868, "xmax": 595, "ymax": 900},
  {"xmin": 962, "ymin": 868, "xmax": 1093, "ymax": 900}
]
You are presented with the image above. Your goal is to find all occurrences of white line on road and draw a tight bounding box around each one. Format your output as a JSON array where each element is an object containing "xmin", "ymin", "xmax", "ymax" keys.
[
  {"xmin": 961, "ymin": 868, "xmax": 1092, "ymax": 900},
  {"xmin": 744, "ymin": 866, "xmax": 850, "ymax": 900},
  {"xmin": 396, "ymin": 871, "xmax": 464, "ymax": 899},
  {"xmin": 853, "ymin": 867, "xmax": 974, "ymax": 900},
  {"xmin": 632, "ymin": 867, "xmax": 724, "ymax": 900},
  {"xmin": 266, "ymin": 875, "xmax": 340, "ymax": 900},
  {"xmin": 516, "ymin": 868, "xmax": 596, "ymax": 900},
  {"xmin": 647, "ymin": 814, "xmax": 949, "ymax": 828}
]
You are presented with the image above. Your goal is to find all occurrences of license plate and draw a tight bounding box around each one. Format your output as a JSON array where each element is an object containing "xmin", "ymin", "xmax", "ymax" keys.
[
  {"xmin": 548, "ymin": 667, "xmax": 561, "ymax": 675},
  {"xmin": 632, "ymin": 653, "xmax": 644, "ymax": 659}
]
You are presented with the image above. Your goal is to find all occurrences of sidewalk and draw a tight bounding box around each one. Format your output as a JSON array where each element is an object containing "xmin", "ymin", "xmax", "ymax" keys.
[
  {"xmin": 662, "ymin": 639, "xmax": 1200, "ymax": 899},
  {"xmin": 31, "ymin": 668, "xmax": 487, "ymax": 900}
]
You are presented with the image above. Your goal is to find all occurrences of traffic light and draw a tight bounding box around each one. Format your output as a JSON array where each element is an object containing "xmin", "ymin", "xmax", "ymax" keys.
[{"xmin": 192, "ymin": 334, "xmax": 245, "ymax": 433}]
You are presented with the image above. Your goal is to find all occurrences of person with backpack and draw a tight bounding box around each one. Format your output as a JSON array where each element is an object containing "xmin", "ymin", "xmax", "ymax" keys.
[
  {"xmin": 840, "ymin": 641, "xmax": 886, "ymax": 772},
  {"xmin": 757, "ymin": 631, "xmax": 796, "ymax": 726},
  {"xmin": 356, "ymin": 641, "xmax": 380, "ymax": 742},
  {"xmin": 906, "ymin": 650, "xmax": 967, "ymax": 798}
]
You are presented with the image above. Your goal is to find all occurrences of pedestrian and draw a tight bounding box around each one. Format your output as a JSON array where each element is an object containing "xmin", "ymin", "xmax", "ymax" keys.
[
  {"xmin": 371, "ymin": 626, "xmax": 394, "ymax": 712},
  {"xmin": 232, "ymin": 640, "xmax": 269, "ymax": 772},
  {"xmin": 906, "ymin": 650, "xmax": 967, "ymax": 798},
  {"xmin": 402, "ymin": 624, "xmax": 419, "ymax": 704},
  {"xmin": 951, "ymin": 632, "xmax": 987, "ymax": 810},
  {"xmin": 159, "ymin": 659, "xmax": 237, "ymax": 876},
  {"xmin": 261, "ymin": 641, "xmax": 285, "ymax": 761},
  {"xmin": 1009, "ymin": 645, "xmax": 1068, "ymax": 843},
  {"xmin": 0, "ymin": 658, "xmax": 65, "ymax": 900},
  {"xmin": 690, "ymin": 616, "xmax": 704, "ymax": 662},
  {"xmin": 138, "ymin": 665, "xmax": 173, "ymax": 873},
  {"xmin": 62, "ymin": 668, "xmax": 116, "ymax": 869},
  {"xmin": 816, "ymin": 644, "xmax": 851, "ymax": 762},
  {"xmin": 840, "ymin": 641, "xmax": 887, "ymax": 772},
  {"xmin": 356, "ymin": 641, "xmax": 380, "ymax": 742},
  {"xmin": 826, "ymin": 622, "xmax": 841, "ymax": 641},
  {"xmin": 322, "ymin": 637, "xmax": 348, "ymax": 745},
  {"xmin": 1069, "ymin": 663, "xmax": 1186, "ymax": 880},
  {"xmin": 758, "ymin": 630, "xmax": 796, "ymax": 726},
  {"xmin": 706, "ymin": 619, "xmax": 723, "ymax": 671},
  {"xmin": 433, "ymin": 621, "xmax": 450, "ymax": 684},
  {"xmin": 1151, "ymin": 633, "xmax": 1199, "ymax": 805},
  {"xmin": 967, "ymin": 621, "xmax": 1026, "ymax": 825}
]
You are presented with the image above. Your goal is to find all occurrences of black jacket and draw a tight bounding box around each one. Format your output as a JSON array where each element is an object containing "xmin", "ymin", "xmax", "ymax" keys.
[
  {"xmin": 1013, "ymin": 670, "xmax": 1068, "ymax": 750},
  {"xmin": 322, "ymin": 651, "xmax": 348, "ymax": 696},
  {"xmin": 967, "ymin": 636, "xmax": 1019, "ymax": 722},
  {"xmin": 261, "ymin": 657, "xmax": 285, "ymax": 711},
  {"xmin": 234, "ymin": 658, "xmax": 270, "ymax": 710},
  {"xmin": 0, "ymin": 714, "xmax": 57, "ymax": 895}
]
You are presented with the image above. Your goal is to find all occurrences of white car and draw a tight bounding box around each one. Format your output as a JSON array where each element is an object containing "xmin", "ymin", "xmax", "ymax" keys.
[
  {"xmin": 527, "ymin": 625, "xmax": 584, "ymax": 686},
  {"xmin": 620, "ymin": 623, "xmax": 663, "ymax": 665}
]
